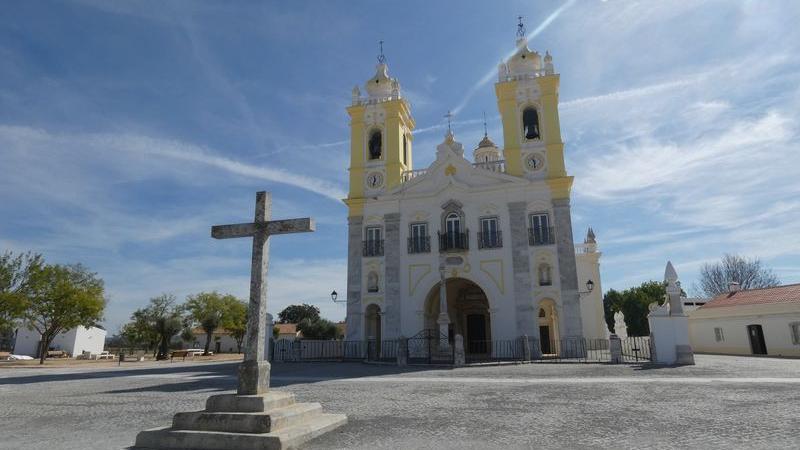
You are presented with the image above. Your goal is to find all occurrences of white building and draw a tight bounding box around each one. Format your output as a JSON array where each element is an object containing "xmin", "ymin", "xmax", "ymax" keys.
[
  {"xmin": 689, "ymin": 283, "xmax": 800, "ymax": 357},
  {"xmin": 342, "ymin": 23, "xmax": 606, "ymax": 354},
  {"xmin": 13, "ymin": 326, "xmax": 106, "ymax": 357}
]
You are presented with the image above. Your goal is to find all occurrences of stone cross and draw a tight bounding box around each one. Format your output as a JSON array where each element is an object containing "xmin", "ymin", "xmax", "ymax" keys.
[{"xmin": 211, "ymin": 191, "xmax": 314, "ymax": 395}]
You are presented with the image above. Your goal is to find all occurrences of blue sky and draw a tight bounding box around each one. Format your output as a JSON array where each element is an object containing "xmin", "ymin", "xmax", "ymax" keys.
[{"xmin": 2, "ymin": 1, "xmax": 799, "ymax": 332}]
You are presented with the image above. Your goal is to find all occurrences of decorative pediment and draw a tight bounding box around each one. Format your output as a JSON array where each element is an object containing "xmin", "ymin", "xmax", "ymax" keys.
[
  {"xmin": 383, "ymin": 133, "xmax": 527, "ymax": 199},
  {"xmin": 441, "ymin": 199, "xmax": 463, "ymax": 210}
]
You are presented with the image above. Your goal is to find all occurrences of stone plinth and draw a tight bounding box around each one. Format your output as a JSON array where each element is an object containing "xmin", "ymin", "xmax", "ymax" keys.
[
  {"xmin": 134, "ymin": 391, "xmax": 346, "ymax": 450},
  {"xmin": 454, "ymin": 334, "xmax": 465, "ymax": 366}
]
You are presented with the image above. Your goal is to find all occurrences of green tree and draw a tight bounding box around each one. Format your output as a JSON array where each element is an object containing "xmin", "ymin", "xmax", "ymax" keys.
[
  {"xmin": 695, "ymin": 254, "xmax": 780, "ymax": 298},
  {"xmin": 185, "ymin": 292, "xmax": 240, "ymax": 355},
  {"xmin": 0, "ymin": 251, "xmax": 43, "ymax": 334},
  {"xmin": 123, "ymin": 294, "xmax": 186, "ymax": 359},
  {"xmin": 24, "ymin": 264, "xmax": 106, "ymax": 364},
  {"xmin": 603, "ymin": 281, "xmax": 667, "ymax": 337},
  {"xmin": 277, "ymin": 304, "xmax": 320, "ymax": 324},
  {"xmin": 602, "ymin": 289, "xmax": 623, "ymax": 333},
  {"xmin": 120, "ymin": 308, "xmax": 159, "ymax": 353},
  {"xmin": 297, "ymin": 317, "xmax": 338, "ymax": 340},
  {"xmin": 225, "ymin": 299, "xmax": 248, "ymax": 353}
]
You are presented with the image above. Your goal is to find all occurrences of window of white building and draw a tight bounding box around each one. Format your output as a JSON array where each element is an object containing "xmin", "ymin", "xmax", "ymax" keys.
[
  {"xmin": 714, "ymin": 327, "xmax": 724, "ymax": 342},
  {"xmin": 790, "ymin": 322, "xmax": 800, "ymax": 345}
]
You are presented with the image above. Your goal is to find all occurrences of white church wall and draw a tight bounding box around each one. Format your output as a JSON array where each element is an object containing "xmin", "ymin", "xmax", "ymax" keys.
[{"xmin": 688, "ymin": 306, "xmax": 800, "ymax": 357}]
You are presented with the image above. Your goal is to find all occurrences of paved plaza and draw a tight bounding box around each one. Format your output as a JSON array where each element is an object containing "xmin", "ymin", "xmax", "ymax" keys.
[{"xmin": 0, "ymin": 355, "xmax": 798, "ymax": 449}]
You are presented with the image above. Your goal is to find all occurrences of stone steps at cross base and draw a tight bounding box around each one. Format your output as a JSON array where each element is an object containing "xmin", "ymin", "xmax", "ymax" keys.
[
  {"xmin": 133, "ymin": 413, "xmax": 348, "ymax": 450},
  {"xmin": 133, "ymin": 390, "xmax": 347, "ymax": 450},
  {"xmin": 205, "ymin": 391, "xmax": 296, "ymax": 413},
  {"xmin": 172, "ymin": 402, "xmax": 324, "ymax": 434}
]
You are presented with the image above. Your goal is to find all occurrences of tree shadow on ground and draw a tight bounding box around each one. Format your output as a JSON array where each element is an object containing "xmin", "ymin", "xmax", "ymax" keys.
[{"xmin": 0, "ymin": 361, "xmax": 241, "ymax": 385}]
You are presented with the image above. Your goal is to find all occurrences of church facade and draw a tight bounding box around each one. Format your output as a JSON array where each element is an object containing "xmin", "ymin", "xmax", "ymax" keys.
[{"xmin": 343, "ymin": 28, "xmax": 606, "ymax": 353}]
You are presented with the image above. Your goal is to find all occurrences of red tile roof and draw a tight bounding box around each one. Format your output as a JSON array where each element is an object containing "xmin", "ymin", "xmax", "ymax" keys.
[
  {"xmin": 274, "ymin": 323, "xmax": 298, "ymax": 335},
  {"xmin": 700, "ymin": 283, "xmax": 800, "ymax": 309}
]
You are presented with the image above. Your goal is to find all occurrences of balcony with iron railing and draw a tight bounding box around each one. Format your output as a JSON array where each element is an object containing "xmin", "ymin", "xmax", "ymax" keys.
[
  {"xmin": 477, "ymin": 230, "xmax": 503, "ymax": 249},
  {"xmin": 472, "ymin": 160, "xmax": 506, "ymax": 173},
  {"xmin": 438, "ymin": 230, "xmax": 469, "ymax": 252},
  {"xmin": 363, "ymin": 239, "xmax": 384, "ymax": 257},
  {"xmin": 528, "ymin": 227, "xmax": 555, "ymax": 246},
  {"xmin": 407, "ymin": 236, "xmax": 431, "ymax": 254}
]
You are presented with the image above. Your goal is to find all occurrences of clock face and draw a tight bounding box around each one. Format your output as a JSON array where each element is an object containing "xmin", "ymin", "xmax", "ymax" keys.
[
  {"xmin": 525, "ymin": 154, "xmax": 544, "ymax": 172},
  {"xmin": 366, "ymin": 172, "xmax": 384, "ymax": 189}
]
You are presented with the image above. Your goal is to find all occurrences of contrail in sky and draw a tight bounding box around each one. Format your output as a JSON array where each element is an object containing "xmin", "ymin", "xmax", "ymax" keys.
[{"xmin": 451, "ymin": 0, "xmax": 577, "ymax": 116}]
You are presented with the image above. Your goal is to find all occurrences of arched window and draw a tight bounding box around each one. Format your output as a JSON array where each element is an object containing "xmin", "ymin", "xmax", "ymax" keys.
[
  {"xmin": 402, "ymin": 134, "xmax": 408, "ymax": 165},
  {"xmin": 539, "ymin": 308, "xmax": 546, "ymax": 318},
  {"xmin": 445, "ymin": 212, "xmax": 461, "ymax": 249},
  {"xmin": 368, "ymin": 130, "xmax": 382, "ymax": 160},
  {"xmin": 367, "ymin": 271, "xmax": 379, "ymax": 293},
  {"xmin": 522, "ymin": 107, "xmax": 540, "ymax": 140},
  {"xmin": 538, "ymin": 264, "xmax": 552, "ymax": 286}
]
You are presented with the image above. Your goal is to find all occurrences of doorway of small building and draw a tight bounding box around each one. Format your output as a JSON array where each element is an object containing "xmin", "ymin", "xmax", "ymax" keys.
[
  {"xmin": 215, "ymin": 341, "xmax": 221, "ymax": 354},
  {"xmin": 747, "ymin": 324, "xmax": 767, "ymax": 355},
  {"xmin": 537, "ymin": 299, "xmax": 559, "ymax": 356},
  {"xmin": 425, "ymin": 278, "xmax": 491, "ymax": 358},
  {"xmin": 365, "ymin": 304, "xmax": 382, "ymax": 358}
]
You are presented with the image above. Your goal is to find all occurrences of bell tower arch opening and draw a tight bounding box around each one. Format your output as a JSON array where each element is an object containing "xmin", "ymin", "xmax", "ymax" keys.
[{"xmin": 424, "ymin": 278, "xmax": 492, "ymax": 356}]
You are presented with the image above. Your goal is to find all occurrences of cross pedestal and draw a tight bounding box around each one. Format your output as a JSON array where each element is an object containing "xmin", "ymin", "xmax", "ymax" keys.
[{"xmin": 133, "ymin": 191, "xmax": 346, "ymax": 450}]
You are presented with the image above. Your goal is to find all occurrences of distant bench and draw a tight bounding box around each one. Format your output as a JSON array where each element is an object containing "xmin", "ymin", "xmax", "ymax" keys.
[{"xmin": 170, "ymin": 350, "xmax": 190, "ymax": 362}]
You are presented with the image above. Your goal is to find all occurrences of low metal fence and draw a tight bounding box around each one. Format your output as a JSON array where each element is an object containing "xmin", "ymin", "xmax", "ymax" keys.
[
  {"xmin": 465, "ymin": 339, "xmax": 524, "ymax": 363},
  {"xmin": 272, "ymin": 340, "xmax": 366, "ymax": 362},
  {"xmin": 407, "ymin": 330, "xmax": 453, "ymax": 364},
  {"xmin": 270, "ymin": 336, "xmax": 652, "ymax": 365},
  {"xmin": 366, "ymin": 339, "xmax": 398, "ymax": 362},
  {"xmin": 621, "ymin": 336, "xmax": 651, "ymax": 362}
]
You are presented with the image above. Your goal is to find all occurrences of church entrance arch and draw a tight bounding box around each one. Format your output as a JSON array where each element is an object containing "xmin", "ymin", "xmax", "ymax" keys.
[
  {"xmin": 424, "ymin": 278, "xmax": 492, "ymax": 356},
  {"xmin": 537, "ymin": 299, "xmax": 559, "ymax": 355},
  {"xmin": 365, "ymin": 304, "xmax": 382, "ymax": 358}
]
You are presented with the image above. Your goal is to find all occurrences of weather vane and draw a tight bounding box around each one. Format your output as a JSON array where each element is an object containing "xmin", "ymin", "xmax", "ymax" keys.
[
  {"xmin": 517, "ymin": 15, "xmax": 526, "ymax": 37},
  {"xmin": 444, "ymin": 110, "xmax": 454, "ymax": 133},
  {"xmin": 483, "ymin": 111, "xmax": 488, "ymax": 138},
  {"xmin": 377, "ymin": 40, "xmax": 386, "ymax": 64}
]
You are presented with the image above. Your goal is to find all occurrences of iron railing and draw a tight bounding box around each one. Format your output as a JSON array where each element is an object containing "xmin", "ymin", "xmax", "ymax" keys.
[
  {"xmin": 621, "ymin": 336, "xmax": 651, "ymax": 362},
  {"xmin": 528, "ymin": 226, "xmax": 555, "ymax": 246},
  {"xmin": 477, "ymin": 230, "xmax": 503, "ymax": 249},
  {"xmin": 465, "ymin": 339, "xmax": 524, "ymax": 363},
  {"xmin": 438, "ymin": 230, "xmax": 469, "ymax": 252},
  {"xmin": 407, "ymin": 236, "xmax": 431, "ymax": 254},
  {"xmin": 472, "ymin": 160, "xmax": 506, "ymax": 173},
  {"xmin": 407, "ymin": 329, "xmax": 453, "ymax": 364},
  {"xmin": 362, "ymin": 239, "xmax": 384, "ymax": 257}
]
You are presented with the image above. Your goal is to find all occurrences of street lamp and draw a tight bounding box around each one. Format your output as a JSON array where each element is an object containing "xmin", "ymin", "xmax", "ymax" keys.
[
  {"xmin": 331, "ymin": 290, "xmax": 347, "ymax": 304},
  {"xmin": 579, "ymin": 279, "xmax": 595, "ymax": 295}
]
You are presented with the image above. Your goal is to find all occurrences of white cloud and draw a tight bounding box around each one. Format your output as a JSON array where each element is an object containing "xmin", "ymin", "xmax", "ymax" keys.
[{"xmin": 0, "ymin": 125, "xmax": 347, "ymax": 202}]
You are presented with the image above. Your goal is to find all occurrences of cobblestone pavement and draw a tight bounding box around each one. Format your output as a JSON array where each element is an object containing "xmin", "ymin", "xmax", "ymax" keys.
[{"xmin": 0, "ymin": 355, "xmax": 798, "ymax": 449}]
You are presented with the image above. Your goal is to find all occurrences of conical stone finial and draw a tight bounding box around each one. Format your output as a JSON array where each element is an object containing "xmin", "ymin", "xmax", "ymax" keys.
[{"xmin": 665, "ymin": 261, "xmax": 678, "ymax": 283}]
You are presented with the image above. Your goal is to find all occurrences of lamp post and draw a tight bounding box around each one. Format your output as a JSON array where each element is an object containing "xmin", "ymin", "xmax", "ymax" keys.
[{"xmin": 579, "ymin": 279, "xmax": 595, "ymax": 296}]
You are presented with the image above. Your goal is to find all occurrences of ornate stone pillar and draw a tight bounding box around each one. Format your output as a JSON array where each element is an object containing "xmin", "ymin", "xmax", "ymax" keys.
[
  {"xmin": 437, "ymin": 263, "xmax": 450, "ymax": 350},
  {"xmin": 345, "ymin": 215, "xmax": 363, "ymax": 341},
  {"xmin": 551, "ymin": 198, "xmax": 584, "ymax": 339},
  {"xmin": 384, "ymin": 213, "xmax": 402, "ymax": 339},
  {"xmin": 507, "ymin": 202, "xmax": 534, "ymax": 336}
]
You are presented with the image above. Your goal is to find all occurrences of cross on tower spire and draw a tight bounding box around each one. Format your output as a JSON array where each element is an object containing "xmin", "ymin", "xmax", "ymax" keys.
[
  {"xmin": 444, "ymin": 110, "xmax": 454, "ymax": 133},
  {"xmin": 517, "ymin": 15, "xmax": 526, "ymax": 37},
  {"xmin": 377, "ymin": 40, "xmax": 386, "ymax": 64},
  {"xmin": 483, "ymin": 111, "xmax": 488, "ymax": 138}
]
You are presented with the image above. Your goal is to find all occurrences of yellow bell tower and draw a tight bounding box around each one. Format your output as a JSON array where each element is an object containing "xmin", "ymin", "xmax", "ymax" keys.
[
  {"xmin": 344, "ymin": 46, "xmax": 415, "ymax": 217},
  {"xmin": 495, "ymin": 19, "xmax": 572, "ymax": 199}
]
